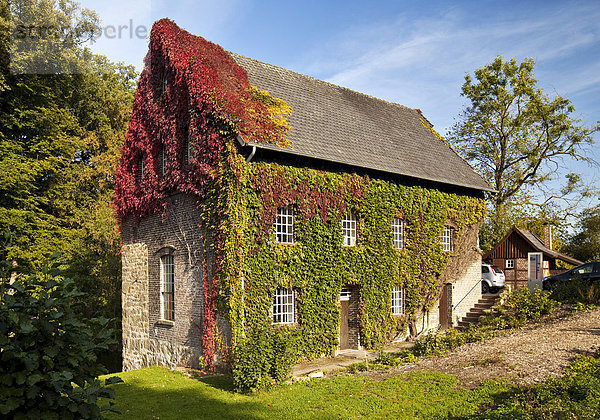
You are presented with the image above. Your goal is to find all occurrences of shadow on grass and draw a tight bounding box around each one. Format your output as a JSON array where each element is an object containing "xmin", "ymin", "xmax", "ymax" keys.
[
  {"xmin": 105, "ymin": 369, "xmax": 265, "ymax": 420},
  {"xmin": 197, "ymin": 374, "xmax": 235, "ymax": 392}
]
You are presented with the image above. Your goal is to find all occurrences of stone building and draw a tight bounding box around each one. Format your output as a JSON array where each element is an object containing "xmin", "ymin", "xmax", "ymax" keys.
[{"xmin": 116, "ymin": 19, "xmax": 493, "ymax": 376}]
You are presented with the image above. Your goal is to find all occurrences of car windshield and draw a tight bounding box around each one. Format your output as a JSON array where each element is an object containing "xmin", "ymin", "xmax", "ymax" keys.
[{"xmin": 491, "ymin": 266, "xmax": 504, "ymax": 274}]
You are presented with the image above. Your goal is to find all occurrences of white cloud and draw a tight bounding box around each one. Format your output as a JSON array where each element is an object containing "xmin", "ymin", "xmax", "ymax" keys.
[{"xmin": 294, "ymin": 2, "xmax": 600, "ymax": 132}]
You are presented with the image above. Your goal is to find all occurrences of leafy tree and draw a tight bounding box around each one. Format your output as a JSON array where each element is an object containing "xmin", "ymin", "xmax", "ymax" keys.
[
  {"xmin": 564, "ymin": 204, "xmax": 600, "ymax": 262},
  {"xmin": 448, "ymin": 57, "xmax": 599, "ymax": 250},
  {"xmin": 0, "ymin": 254, "xmax": 122, "ymax": 418},
  {"xmin": 0, "ymin": 1, "xmax": 136, "ymax": 326}
]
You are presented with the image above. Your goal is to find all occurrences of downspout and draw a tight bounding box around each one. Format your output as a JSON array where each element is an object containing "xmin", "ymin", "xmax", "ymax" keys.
[
  {"xmin": 246, "ymin": 145, "xmax": 256, "ymax": 163},
  {"xmin": 236, "ymin": 134, "xmax": 257, "ymax": 163}
]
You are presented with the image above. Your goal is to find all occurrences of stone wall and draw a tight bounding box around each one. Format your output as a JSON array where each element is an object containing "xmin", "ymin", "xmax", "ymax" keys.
[
  {"xmin": 121, "ymin": 243, "xmax": 149, "ymax": 371},
  {"xmin": 121, "ymin": 194, "xmax": 222, "ymax": 371},
  {"xmin": 450, "ymin": 259, "xmax": 482, "ymax": 325}
]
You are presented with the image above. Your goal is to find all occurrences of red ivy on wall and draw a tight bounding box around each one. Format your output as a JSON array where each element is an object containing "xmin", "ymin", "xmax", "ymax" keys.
[
  {"xmin": 114, "ymin": 18, "xmax": 289, "ymax": 219},
  {"xmin": 114, "ymin": 19, "xmax": 291, "ymax": 370}
]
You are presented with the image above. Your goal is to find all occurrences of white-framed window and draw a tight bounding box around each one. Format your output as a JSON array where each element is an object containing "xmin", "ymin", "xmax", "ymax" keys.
[
  {"xmin": 440, "ymin": 226, "xmax": 454, "ymax": 252},
  {"xmin": 506, "ymin": 259, "xmax": 514, "ymax": 269},
  {"xmin": 391, "ymin": 286, "xmax": 405, "ymax": 315},
  {"xmin": 275, "ymin": 207, "xmax": 294, "ymax": 243},
  {"xmin": 138, "ymin": 157, "xmax": 145, "ymax": 180},
  {"xmin": 160, "ymin": 147, "xmax": 167, "ymax": 175},
  {"xmin": 160, "ymin": 254, "xmax": 175, "ymax": 321},
  {"xmin": 392, "ymin": 218, "xmax": 405, "ymax": 249},
  {"xmin": 273, "ymin": 287, "xmax": 294, "ymax": 324},
  {"xmin": 342, "ymin": 213, "xmax": 357, "ymax": 247}
]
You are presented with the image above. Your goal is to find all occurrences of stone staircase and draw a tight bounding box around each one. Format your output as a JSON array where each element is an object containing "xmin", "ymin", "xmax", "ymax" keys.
[{"xmin": 457, "ymin": 294, "xmax": 500, "ymax": 330}]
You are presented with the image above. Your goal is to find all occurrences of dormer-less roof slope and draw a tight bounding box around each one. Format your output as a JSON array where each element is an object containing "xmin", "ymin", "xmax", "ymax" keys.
[
  {"xmin": 484, "ymin": 227, "xmax": 583, "ymax": 266},
  {"xmin": 230, "ymin": 53, "xmax": 494, "ymax": 192},
  {"xmin": 516, "ymin": 228, "xmax": 583, "ymax": 266}
]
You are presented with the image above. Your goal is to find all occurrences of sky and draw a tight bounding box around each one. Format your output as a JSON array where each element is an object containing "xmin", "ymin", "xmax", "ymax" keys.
[{"xmin": 80, "ymin": 0, "xmax": 600, "ymax": 208}]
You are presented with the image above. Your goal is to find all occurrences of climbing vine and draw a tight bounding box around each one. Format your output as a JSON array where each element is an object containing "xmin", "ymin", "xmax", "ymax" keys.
[
  {"xmin": 115, "ymin": 19, "xmax": 487, "ymax": 391},
  {"xmin": 225, "ymin": 162, "xmax": 486, "ymax": 390}
]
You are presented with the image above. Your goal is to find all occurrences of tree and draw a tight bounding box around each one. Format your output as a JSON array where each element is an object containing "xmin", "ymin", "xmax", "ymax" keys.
[
  {"xmin": 448, "ymin": 57, "xmax": 599, "ymax": 250},
  {"xmin": 564, "ymin": 204, "xmax": 600, "ymax": 263},
  {"xmin": 0, "ymin": 1, "xmax": 136, "ymax": 352}
]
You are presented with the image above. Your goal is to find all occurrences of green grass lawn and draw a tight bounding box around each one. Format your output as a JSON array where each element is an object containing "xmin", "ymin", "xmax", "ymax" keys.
[{"xmin": 102, "ymin": 367, "xmax": 508, "ymax": 419}]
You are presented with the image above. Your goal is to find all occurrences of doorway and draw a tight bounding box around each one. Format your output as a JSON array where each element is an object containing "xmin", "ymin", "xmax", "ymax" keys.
[
  {"xmin": 528, "ymin": 252, "xmax": 543, "ymax": 291},
  {"xmin": 439, "ymin": 283, "xmax": 452, "ymax": 330},
  {"xmin": 339, "ymin": 286, "xmax": 351, "ymax": 350}
]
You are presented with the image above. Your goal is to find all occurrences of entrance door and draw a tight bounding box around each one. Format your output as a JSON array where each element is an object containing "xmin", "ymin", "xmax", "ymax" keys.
[
  {"xmin": 528, "ymin": 252, "xmax": 543, "ymax": 291},
  {"xmin": 339, "ymin": 286, "xmax": 350, "ymax": 350},
  {"xmin": 439, "ymin": 284, "xmax": 451, "ymax": 330}
]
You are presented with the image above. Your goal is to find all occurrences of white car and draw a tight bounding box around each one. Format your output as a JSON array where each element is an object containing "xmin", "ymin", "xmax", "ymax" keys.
[{"xmin": 482, "ymin": 264, "xmax": 506, "ymax": 294}]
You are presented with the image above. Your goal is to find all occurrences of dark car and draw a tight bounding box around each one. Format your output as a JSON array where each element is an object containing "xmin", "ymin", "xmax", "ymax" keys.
[{"xmin": 542, "ymin": 262, "xmax": 600, "ymax": 291}]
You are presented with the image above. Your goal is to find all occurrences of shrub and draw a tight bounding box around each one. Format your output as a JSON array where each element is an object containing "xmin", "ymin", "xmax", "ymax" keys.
[
  {"xmin": 0, "ymin": 258, "xmax": 122, "ymax": 419},
  {"xmin": 480, "ymin": 287, "xmax": 557, "ymax": 330},
  {"xmin": 375, "ymin": 349, "xmax": 417, "ymax": 366},
  {"xmin": 551, "ymin": 276, "xmax": 600, "ymax": 305},
  {"xmin": 231, "ymin": 328, "xmax": 298, "ymax": 392}
]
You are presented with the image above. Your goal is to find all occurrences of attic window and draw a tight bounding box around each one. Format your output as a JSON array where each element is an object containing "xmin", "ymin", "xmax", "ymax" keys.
[
  {"xmin": 138, "ymin": 157, "xmax": 145, "ymax": 180},
  {"xmin": 160, "ymin": 147, "xmax": 167, "ymax": 175},
  {"xmin": 186, "ymin": 136, "xmax": 194, "ymax": 163}
]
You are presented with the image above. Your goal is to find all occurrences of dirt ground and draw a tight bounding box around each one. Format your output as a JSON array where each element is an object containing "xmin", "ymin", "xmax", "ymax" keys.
[{"xmin": 360, "ymin": 308, "xmax": 600, "ymax": 389}]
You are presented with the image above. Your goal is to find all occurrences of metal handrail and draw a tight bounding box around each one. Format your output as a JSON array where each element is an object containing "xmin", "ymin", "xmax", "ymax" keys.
[{"xmin": 451, "ymin": 279, "xmax": 482, "ymax": 310}]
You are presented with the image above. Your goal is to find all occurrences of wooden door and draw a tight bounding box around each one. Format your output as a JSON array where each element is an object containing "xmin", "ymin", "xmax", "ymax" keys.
[
  {"xmin": 339, "ymin": 300, "xmax": 349, "ymax": 349},
  {"xmin": 339, "ymin": 286, "xmax": 350, "ymax": 349},
  {"xmin": 439, "ymin": 284, "xmax": 450, "ymax": 330}
]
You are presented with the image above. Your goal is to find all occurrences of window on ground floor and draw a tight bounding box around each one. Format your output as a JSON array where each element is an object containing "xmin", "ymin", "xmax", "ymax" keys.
[
  {"xmin": 273, "ymin": 287, "xmax": 294, "ymax": 324},
  {"xmin": 391, "ymin": 285, "xmax": 405, "ymax": 315},
  {"xmin": 160, "ymin": 254, "xmax": 175, "ymax": 321},
  {"xmin": 506, "ymin": 259, "xmax": 514, "ymax": 269}
]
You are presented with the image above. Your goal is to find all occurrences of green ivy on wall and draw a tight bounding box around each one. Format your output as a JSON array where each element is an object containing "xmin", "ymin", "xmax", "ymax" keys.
[{"xmin": 213, "ymin": 148, "xmax": 486, "ymax": 391}]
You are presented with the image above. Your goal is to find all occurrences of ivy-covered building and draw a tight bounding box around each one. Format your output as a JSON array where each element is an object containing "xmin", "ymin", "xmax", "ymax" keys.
[{"xmin": 116, "ymin": 19, "xmax": 493, "ymax": 388}]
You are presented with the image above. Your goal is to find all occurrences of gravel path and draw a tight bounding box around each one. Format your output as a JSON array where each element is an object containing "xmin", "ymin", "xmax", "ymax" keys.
[{"xmin": 365, "ymin": 308, "xmax": 600, "ymax": 389}]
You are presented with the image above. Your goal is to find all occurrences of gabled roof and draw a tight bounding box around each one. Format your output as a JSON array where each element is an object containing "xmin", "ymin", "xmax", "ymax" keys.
[
  {"xmin": 230, "ymin": 54, "xmax": 494, "ymax": 193},
  {"xmin": 485, "ymin": 227, "xmax": 583, "ymax": 266}
]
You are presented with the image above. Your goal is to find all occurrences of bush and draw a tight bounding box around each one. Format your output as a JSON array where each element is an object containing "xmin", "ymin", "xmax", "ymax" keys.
[
  {"xmin": 480, "ymin": 287, "xmax": 557, "ymax": 330},
  {"xmin": 231, "ymin": 328, "xmax": 298, "ymax": 392},
  {"xmin": 0, "ymin": 258, "xmax": 122, "ymax": 419},
  {"xmin": 551, "ymin": 276, "xmax": 600, "ymax": 305}
]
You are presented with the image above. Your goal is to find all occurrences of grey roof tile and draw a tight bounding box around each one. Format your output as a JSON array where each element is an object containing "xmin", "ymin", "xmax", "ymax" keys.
[
  {"xmin": 230, "ymin": 53, "xmax": 494, "ymax": 192},
  {"xmin": 515, "ymin": 228, "xmax": 583, "ymax": 266}
]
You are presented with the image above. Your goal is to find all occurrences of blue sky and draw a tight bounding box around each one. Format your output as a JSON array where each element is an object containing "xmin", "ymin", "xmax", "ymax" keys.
[{"xmin": 81, "ymin": 0, "xmax": 600, "ymax": 201}]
